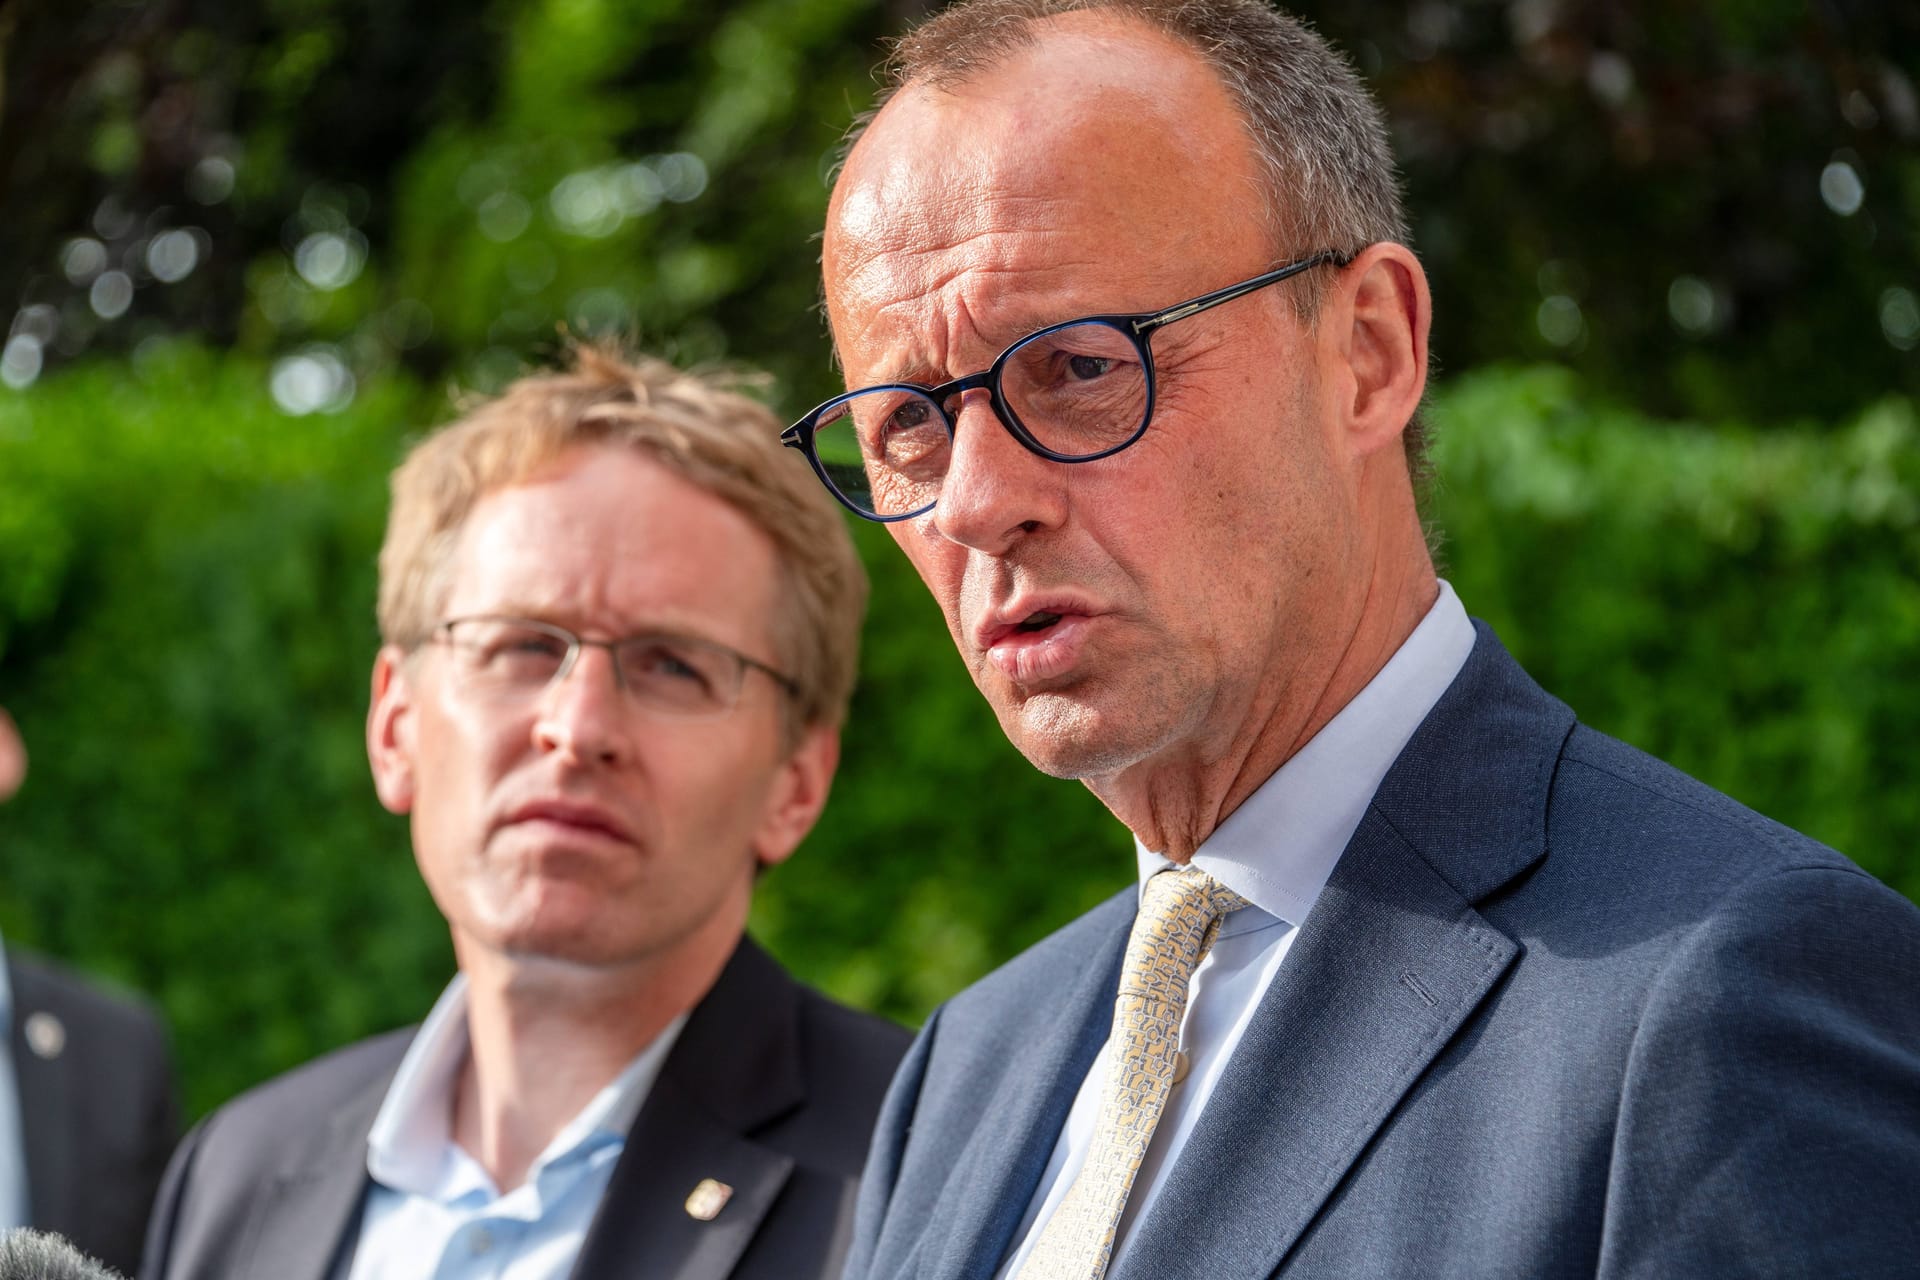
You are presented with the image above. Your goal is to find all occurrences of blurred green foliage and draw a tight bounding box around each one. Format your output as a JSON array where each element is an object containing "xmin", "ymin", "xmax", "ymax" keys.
[
  {"xmin": 4, "ymin": 1, "xmax": 1915, "ymax": 418},
  {"xmin": 1, "ymin": 352, "xmax": 1913, "ymax": 1115}
]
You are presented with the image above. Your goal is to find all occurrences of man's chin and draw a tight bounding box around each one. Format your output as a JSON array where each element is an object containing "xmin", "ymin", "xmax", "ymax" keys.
[
  {"xmin": 997, "ymin": 689, "xmax": 1158, "ymax": 781},
  {"xmin": 462, "ymin": 901, "xmax": 641, "ymax": 972}
]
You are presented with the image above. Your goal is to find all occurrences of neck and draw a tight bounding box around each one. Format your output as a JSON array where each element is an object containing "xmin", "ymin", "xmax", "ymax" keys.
[
  {"xmin": 448, "ymin": 925, "xmax": 737, "ymax": 1191},
  {"xmin": 1092, "ymin": 539, "xmax": 1438, "ymax": 862}
]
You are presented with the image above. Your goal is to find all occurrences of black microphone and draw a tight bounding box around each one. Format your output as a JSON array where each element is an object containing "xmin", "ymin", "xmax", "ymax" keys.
[{"xmin": 0, "ymin": 1231, "xmax": 125, "ymax": 1280}]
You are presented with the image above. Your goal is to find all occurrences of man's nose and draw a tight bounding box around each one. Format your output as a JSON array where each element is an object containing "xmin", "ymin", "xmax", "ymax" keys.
[
  {"xmin": 532, "ymin": 645, "xmax": 631, "ymax": 765},
  {"xmin": 931, "ymin": 388, "xmax": 1069, "ymax": 553}
]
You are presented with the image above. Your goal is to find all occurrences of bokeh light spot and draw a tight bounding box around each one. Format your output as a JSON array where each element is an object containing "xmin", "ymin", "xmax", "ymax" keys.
[
  {"xmin": 1668, "ymin": 276, "xmax": 1717, "ymax": 336},
  {"xmin": 1587, "ymin": 52, "xmax": 1634, "ymax": 108},
  {"xmin": 62, "ymin": 238, "xmax": 109, "ymax": 286},
  {"xmin": 90, "ymin": 271, "xmax": 135, "ymax": 320},
  {"xmin": 188, "ymin": 156, "xmax": 236, "ymax": 205},
  {"xmin": 1, "ymin": 336, "xmax": 44, "ymax": 390},
  {"xmin": 11, "ymin": 305, "xmax": 58, "ymax": 345},
  {"xmin": 1536, "ymin": 295, "xmax": 1585, "ymax": 348},
  {"xmin": 1820, "ymin": 161, "xmax": 1864, "ymax": 216},
  {"xmin": 147, "ymin": 229, "xmax": 203, "ymax": 284},
  {"xmin": 477, "ymin": 191, "xmax": 532, "ymax": 243},
  {"xmin": 293, "ymin": 231, "xmax": 368, "ymax": 291},
  {"xmin": 550, "ymin": 170, "xmax": 623, "ymax": 238},
  {"xmin": 1880, "ymin": 288, "xmax": 1919, "ymax": 352},
  {"xmin": 653, "ymin": 152, "xmax": 708, "ymax": 203},
  {"xmin": 614, "ymin": 163, "xmax": 663, "ymax": 217},
  {"xmin": 269, "ymin": 347, "xmax": 356, "ymax": 414}
]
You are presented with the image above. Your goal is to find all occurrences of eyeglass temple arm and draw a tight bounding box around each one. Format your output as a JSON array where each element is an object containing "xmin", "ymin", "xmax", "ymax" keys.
[{"xmin": 1130, "ymin": 250, "xmax": 1351, "ymax": 337}]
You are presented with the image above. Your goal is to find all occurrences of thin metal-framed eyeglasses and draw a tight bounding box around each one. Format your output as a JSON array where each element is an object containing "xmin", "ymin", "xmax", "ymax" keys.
[
  {"xmin": 782, "ymin": 249, "xmax": 1350, "ymax": 522},
  {"xmin": 427, "ymin": 616, "xmax": 799, "ymax": 719}
]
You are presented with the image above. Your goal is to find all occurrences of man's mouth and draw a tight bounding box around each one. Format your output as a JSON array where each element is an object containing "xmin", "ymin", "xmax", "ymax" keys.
[{"xmin": 982, "ymin": 608, "xmax": 1095, "ymax": 683}]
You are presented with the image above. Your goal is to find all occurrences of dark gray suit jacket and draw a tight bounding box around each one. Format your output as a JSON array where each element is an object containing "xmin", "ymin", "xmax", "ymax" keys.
[
  {"xmin": 8, "ymin": 952, "xmax": 178, "ymax": 1276},
  {"xmin": 845, "ymin": 624, "xmax": 1920, "ymax": 1280},
  {"xmin": 142, "ymin": 938, "xmax": 909, "ymax": 1280}
]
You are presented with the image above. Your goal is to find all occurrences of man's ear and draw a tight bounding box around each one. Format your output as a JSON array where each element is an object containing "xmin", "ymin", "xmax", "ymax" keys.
[
  {"xmin": 1324, "ymin": 241, "xmax": 1431, "ymax": 461},
  {"xmin": 750, "ymin": 723, "xmax": 841, "ymax": 870},
  {"xmin": 367, "ymin": 646, "xmax": 419, "ymax": 815}
]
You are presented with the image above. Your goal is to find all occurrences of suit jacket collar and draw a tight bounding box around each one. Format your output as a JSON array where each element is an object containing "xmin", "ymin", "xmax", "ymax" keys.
[
  {"xmin": 1109, "ymin": 623, "xmax": 1576, "ymax": 1278},
  {"xmin": 569, "ymin": 936, "xmax": 811, "ymax": 1280},
  {"xmin": 249, "ymin": 1059, "xmax": 394, "ymax": 1280},
  {"xmin": 239, "ymin": 937, "xmax": 815, "ymax": 1280}
]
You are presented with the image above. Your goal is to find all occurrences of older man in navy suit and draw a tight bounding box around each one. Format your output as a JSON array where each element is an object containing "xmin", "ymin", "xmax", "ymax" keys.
[{"xmin": 782, "ymin": 1, "xmax": 1920, "ymax": 1276}]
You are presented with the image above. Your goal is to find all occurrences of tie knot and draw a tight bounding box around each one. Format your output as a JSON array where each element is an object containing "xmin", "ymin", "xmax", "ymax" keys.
[
  {"xmin": 1116, "ymin": 868, "xmax": 1247, "ymax": 1002},
  {"xmin": 1142, "ymin": 866, "xmax": 1246, "ymax": 925}
]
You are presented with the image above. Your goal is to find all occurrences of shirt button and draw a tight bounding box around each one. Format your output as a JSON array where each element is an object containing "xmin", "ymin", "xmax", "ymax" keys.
[{"xmin": 469, "ymin": 1227, "xmax": 494, "ymax": 1255}]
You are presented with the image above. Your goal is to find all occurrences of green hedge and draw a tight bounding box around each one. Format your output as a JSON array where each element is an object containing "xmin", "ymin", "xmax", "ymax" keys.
[{"xmin": 1, "ymin": 350, "xmax": 1914, "ymax": 1116}]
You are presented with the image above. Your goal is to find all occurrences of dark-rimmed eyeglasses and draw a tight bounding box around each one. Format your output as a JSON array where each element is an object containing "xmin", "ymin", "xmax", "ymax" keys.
[
  {"xmin": 782, "ymin": 250, "xmax": 1348, "ymax": 521},
  {"xmin": 427, "ymin": 616, "xmax": 798, "ymax": 719}
]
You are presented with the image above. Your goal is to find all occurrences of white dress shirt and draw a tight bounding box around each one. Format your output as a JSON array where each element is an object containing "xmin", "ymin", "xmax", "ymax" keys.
[
  {"xmin": 349, "ymin": 974, "xmax": 686, "ymax": 1280},
  {"xmin": 995, "ymin": 580, "xmax": 1476, "ymax": 1278}
]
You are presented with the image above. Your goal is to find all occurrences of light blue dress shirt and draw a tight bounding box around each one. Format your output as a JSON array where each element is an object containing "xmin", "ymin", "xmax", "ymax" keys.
[
  {"xmin": 0, "ymin": 934, "xmax": 29, "ymax": 1233},
  {"xmin": 348, "ymin": 974, "xmax": 686, "ymax": 1280},
  {"xmin": 994, "ymin": 580, "xmax": 1476, "ymax": 1278}
]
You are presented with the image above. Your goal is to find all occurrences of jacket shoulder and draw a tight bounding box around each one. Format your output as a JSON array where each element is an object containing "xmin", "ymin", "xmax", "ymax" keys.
[
  {"xmin": 792, "ymin": 984, "xmax": 913, "ymax": 1106},
  {"xmin": 9, "ymin": 951, "xmax": 166, "ymax": 1040},
  {"xmin": 190, "ymin": 1027, "xmax": 412, "ymax": 1162},
  {"xmin": 1554, "ymin": 724, "xmax": 1860, "ymax": 884}
]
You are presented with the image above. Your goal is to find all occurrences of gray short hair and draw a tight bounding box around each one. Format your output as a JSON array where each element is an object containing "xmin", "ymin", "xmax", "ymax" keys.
[
  {"xmin": 855, "ymin": 0, "xmax": 1405, "ymax": 266},
  {"xmin": 839, "ymin": 0, "xmax": 1428, "ymax": 478}
]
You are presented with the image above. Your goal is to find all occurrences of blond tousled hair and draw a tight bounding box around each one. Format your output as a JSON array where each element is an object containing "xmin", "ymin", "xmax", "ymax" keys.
[{"xmin": 378, "ymin": 343, "xmax": 867, "ymax": 734}]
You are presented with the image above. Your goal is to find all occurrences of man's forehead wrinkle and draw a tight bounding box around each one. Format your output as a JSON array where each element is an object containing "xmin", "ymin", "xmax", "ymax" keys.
[
  {"xmin": 858, "ymin": 251, "xmax": 1108, "ymax": 384},
  {"xmin": 827, "ymin": 14, "xmax": 1273, "ymax": 390}
]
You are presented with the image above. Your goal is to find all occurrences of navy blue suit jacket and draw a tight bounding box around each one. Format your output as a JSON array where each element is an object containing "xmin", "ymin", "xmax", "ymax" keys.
[{"xmin": 845, "ymin": 625, "xmax": 1920, "ymax": 1279}]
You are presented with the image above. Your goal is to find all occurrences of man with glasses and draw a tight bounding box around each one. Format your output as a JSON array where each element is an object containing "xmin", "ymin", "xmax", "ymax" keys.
[
  {"xmin": 141, "ymin": 346, "xmax": 908, "ymax": 1280},
  {"xmin": 799, "ymin": 2, "xmax": 1920, "ymax": 1277}
]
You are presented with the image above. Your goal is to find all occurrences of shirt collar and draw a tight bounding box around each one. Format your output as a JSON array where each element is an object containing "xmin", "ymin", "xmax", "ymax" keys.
[
  {"xmin": 365, "ymin": 972, "xmax": 687, "ymax": 1197},
  {"xmin": 1136, "ymin": 579, "xmax": 1475, "ymax": 927}
]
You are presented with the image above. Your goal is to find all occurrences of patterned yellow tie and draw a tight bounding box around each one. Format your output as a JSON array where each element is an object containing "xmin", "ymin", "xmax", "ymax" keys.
[{"xmin": 1016, "ymin": 866, "xmax": 1247, "ymax": 1280}]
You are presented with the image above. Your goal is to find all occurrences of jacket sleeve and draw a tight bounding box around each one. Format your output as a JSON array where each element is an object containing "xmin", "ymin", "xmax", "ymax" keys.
[{"xmin": 1599, "ymin": 865, "xmax": 1920, "ymax": 1279}]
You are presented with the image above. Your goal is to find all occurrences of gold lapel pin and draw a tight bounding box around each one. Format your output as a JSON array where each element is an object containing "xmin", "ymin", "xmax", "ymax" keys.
[
  {"xmin": 24, "ymin": 1011, "xmax": 65, "ymax": 1060},
  {"xmin": 684, "ymin": 1177, "xmax": 734, "ymax": 1222}
]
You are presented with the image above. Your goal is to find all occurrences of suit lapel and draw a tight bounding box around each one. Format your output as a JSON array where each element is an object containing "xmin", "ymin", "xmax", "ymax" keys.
[
  {"xmin": 571, "ymin": 939, "xmax": 804, "ymax": 1280},
  {"xmin": 242, "ymin": 1066, "xmax": 392, "ymax": 1280},
  {"xmin": 1112, "ymin": 625, "xmax": 1575, "ymax": 1280},
  {"xmin": 10, "ymin": 960, "xmax": 73, "ymax": 1229},
  {"xmin": 1113, "ymin": 814, "xmax": 1525, "ymax": 1279},
  {"xmin": 913, "ymin": 896, "xmax": 1132, "ymax": 1280}
]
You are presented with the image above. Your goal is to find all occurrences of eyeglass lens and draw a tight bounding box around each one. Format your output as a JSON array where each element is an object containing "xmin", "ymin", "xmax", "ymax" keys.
[
  {"xmin": 440, "ymin": 619, "xmax": 746, "ymax": 717},
  {"xmin": 812, "ymin": 321, "xmax": 1149, "ymax": 517}
]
